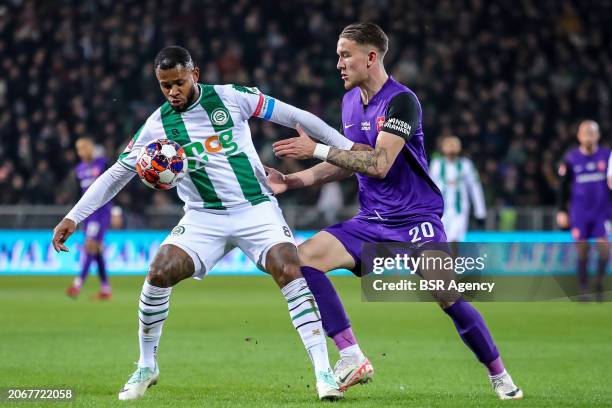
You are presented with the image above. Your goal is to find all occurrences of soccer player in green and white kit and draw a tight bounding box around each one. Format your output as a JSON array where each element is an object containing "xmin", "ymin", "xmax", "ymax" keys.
[{"xmin": 51, "ymin": 46, "xmax": 357, "ymax": 401}]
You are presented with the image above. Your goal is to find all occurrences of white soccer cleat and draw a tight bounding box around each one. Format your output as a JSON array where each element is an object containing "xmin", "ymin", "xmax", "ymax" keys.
[
  {"xmin": 333, "ymin": 357, "xmax": 374, "ymax": 391},
  {"xmin": 490, "ymin": 371, "xmax": 523, "ymax": 400},
  {"xmin": 118, "ymin": 365, "xmax": 159, "ymax": 401},
  {"xmin": 315, "ymin": 369, "xmax": 344, "ymax": 401}
]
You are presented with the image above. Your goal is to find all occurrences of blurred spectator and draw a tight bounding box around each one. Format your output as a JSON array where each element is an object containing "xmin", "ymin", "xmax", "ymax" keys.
[
  {"xmin": 0, "ymin": 0, "xmax": 610, "ymax": 212},
  {"xmin": 317, "ymin": 181, "xmax": 344, "ymax": 225}
]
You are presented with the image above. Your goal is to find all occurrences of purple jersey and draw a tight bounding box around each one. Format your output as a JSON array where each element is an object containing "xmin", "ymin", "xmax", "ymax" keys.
[
  {"xmin": 561, "ymin": 147, "xmax": 612, "ymax": 239},
  {"xmin": 76, "ymin": 157, "xmax": 111, "ymax": 235},
  {"xmin": 341, "ymin": 76, "xmax": 443, "ymax": 223},
  {"xmin": 562, "ymin": 147, "xmax": 611, "ymax": 217}
]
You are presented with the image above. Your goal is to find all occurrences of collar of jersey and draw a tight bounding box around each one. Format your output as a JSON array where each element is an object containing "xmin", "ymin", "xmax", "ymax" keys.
[
  {"xmin": 180, "ymin": 83, "xmax": 204, "ymax": 112},
  {"xmin": 363, "ymin": 75, "xmax": 394, "ymax": 107}
]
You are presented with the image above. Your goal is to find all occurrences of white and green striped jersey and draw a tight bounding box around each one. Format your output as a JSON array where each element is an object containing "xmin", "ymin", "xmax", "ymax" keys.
[
  {"xmin": 429, "ymin": 156, "xmax": 487, "ymax": 218},
  {"xmin": 117, "ymin": 84, "xmax": 352, "ymax": 211}
]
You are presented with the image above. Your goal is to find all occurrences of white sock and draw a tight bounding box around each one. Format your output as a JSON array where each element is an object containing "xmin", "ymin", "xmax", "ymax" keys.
[
  {"xmin": 490, "ymin": 370, "xmax": 509, "ymax": 381},
  {"xmin": 138, "ymin": 281, "xmax": 172, "ymax": 369},
  {"xmin": 282, "ymin": 278, "xmax": 331, "ymax": 375},
  {"xmin": 339, "ymin": 344, "xmax": 365, "ymax": 363}
]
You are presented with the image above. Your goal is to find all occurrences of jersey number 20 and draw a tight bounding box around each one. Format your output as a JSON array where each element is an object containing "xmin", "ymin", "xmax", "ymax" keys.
[{"xmin": 408, "ymin": 222, "xmax": 434, "ymax": 243}]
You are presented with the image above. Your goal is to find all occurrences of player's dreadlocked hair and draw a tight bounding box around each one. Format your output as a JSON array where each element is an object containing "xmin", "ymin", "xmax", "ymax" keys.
[
  {"xmin": 154, "ymin": 46, "xmax": 195, "ymax": 70},
  {"xmin": 340, "ymin": 22, "xmax": 388, "ymax": 58}
]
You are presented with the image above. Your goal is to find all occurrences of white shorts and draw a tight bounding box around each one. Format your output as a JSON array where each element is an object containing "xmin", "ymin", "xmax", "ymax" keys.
[
  {"xmin": 161, "ymin": 201, "xmax": 296, "ymax": 279},
  {"xmin": 442, "ymin": 212, "xmax": 469, "ymax": 242}
]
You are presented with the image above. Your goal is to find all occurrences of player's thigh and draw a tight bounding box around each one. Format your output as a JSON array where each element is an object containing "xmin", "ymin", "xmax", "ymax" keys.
[
  {"xmin": 84, "ymin": 238, "xmax": 101, "ymax": 254},
  {"xmin": 299, "ymin": 231, "xmax": 355, "ymax": 272},
  {"xmin": 160, "ymin": 211, "xmax": 230, "ymax": 281},
  {"xmin": 232, "ymin": 201, "xmax": 296, "ymax": 272}
]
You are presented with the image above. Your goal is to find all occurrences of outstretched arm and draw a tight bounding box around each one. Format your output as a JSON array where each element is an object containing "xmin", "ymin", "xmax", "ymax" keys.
[
  {"xmin": 52, "ymin": 162, "xmax": 135, "ymax": 252},
  {"xmin": 231, "ymin": 86, "xmax": 354, "ymax": 150},
  {"xmin": 273, "ymin": 92, "xmax": 419, "ymax": 179},
  {"xmin": 273, "ymin": 126, "xmax": 405, "ymax": 179},
  {"xmin": 266, "ymin": 162, "xmax": 353, "ymax": 195}
]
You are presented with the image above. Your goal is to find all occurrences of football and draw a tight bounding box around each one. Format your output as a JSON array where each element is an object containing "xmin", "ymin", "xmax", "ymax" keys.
[{"xmin": 135, "ymin": 139, "xmax": 188, "ymax": 190}]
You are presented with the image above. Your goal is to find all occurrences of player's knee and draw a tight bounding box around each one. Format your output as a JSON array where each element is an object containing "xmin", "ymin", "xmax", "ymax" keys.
[
  {"xmin": 266, "ymin": 243, "xmax": 301, "ymax": 286},
  {"xmin": 147, "ymin": 261, "xmax": 173, "ymax": 288},
  {"xmin": 297, "ymin": 242, "xmax": 323, "ymax": 268}
]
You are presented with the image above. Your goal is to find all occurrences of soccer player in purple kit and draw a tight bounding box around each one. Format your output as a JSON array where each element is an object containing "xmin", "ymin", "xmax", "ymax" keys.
[
  {"xmin": 268, "ymin": 22, "xmax": 522, "ymax": 400},
  {"xmin": 556, "ymin": 120, "xmax": 610, "ymax": 302},
  {"xmin": 66, "ymin": 137, "xmax": 112, "ymax": 300}
]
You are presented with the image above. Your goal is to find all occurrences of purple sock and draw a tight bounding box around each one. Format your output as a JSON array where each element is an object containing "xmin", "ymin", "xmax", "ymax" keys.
[
  {"xmin": 95, "ymin": 253, "xmax": 108, "ymax": 286},
  {"xmin": 301, "ymin": 266, "xmax": 350, "ymax": 337},
  {"xmin": 444, "ymin": 298, "xmax": 501, "ymax": 371},
  {"xmin": 78, "ymin": 254, "xmax": 94, "ymax": 285},
  {"xmin": 332, "ymin": 327, "xmax": 357, "ymax": 351}
]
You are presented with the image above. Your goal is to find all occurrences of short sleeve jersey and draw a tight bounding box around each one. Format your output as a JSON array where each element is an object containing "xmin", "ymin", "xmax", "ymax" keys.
[
  {"xmin": 560, "ymin": 147, "xmax": 612, "ymax": 220},
  {"xmin": 341, "ymin": 76, "xmax": 444, "ymax": 222}
]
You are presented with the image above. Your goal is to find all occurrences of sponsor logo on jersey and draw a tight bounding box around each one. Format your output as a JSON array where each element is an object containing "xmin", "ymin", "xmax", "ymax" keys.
[
  {"xmin": 376, "ymin": 116, "xmax": 385, "ymax": 131},
  {"xmin": 183, "ymin": 130, "xmax": 239, "ymax": 170},
  {"xmin": 575, "ymin": 173, "xmax": 606, "ymax": 183},
  {"xmin": 361, "ymin": 121, "xmax": 371, "ymax": 131},
  {"xmin": 384, "ymin": 117, "xmax": 411, "ymax": 136},
  {"xmin": 211, "ymin": 108, "xmax": 230, "ymax": 126}
]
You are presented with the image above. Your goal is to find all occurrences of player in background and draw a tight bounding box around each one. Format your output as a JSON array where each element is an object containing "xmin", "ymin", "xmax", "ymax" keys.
[
  {"xmin": 52, "ymin": 46, "xmax": 360, "ymax": 401},
  {"xmin": 429, "ymin": 135, "xmax": 487, "ymax": 255},
  {"xmin": 268, "ymin": 23, "xmax": 522, "ymax": 400},
  {"xmin": 66, "ymin": 137, "xmax": 112, "ymax": 300},
  {"xmin": 557, "ymin": 120, "xmax": 610, "ymax": 301}
]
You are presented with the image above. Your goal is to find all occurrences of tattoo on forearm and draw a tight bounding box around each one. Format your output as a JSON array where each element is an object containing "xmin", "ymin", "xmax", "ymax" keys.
[{"xmin": 327, "ymin": 147, "xmax": 389, "ymax": 175}]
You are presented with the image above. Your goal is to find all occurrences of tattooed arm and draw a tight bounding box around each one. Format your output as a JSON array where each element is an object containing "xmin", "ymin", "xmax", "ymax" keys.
[
  {"xmin": 272, "ymin": 92, "xmax": 420, "ymax": 179},
  {"xmin": 324, "ymin": 132, "xmax": 405, "ymax": 178}
]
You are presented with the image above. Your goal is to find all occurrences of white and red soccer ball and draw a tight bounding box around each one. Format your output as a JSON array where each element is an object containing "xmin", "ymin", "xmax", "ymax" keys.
[{"xmin": 136, "ymin": 139, "xmax": 188, "ymax": 190}]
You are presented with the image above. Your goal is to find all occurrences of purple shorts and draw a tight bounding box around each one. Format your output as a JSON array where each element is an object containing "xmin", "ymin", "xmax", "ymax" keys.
[
  {"xmin": 324, "ymin": 216, "xmax": 448, "ymax": 276},
  {"xmin": 82, "ymin": 214, "xmax": 110, "ymax": 241},
  {"xmin": 570, "ymin": 215, "xmax": 610, "ymax": 240}
]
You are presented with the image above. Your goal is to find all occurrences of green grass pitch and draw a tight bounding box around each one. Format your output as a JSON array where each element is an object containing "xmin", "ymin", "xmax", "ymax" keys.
[{"xmin": 1, "ymin": 276, "xmax": 611, "ymax": 407}]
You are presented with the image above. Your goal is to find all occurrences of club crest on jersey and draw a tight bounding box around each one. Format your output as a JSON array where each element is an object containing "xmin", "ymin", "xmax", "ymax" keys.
[
  {"xmin": 171, "ymin": 225, "xmax": 186, "ymax": 235},
  {"xmin": 376, "ymin": 116, "xmax": 385, "ymax": 131},
  {"xmin": 598, "ymin": 160, "xmax": 606, "ymax": 171},
  {"xmin": 211, "ymin": 108, "xmax": 230, "ymax": 126}
]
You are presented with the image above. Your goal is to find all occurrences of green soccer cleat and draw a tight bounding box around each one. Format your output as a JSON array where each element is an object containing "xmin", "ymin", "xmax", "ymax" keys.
[
  {"xmin": 118, "ymin": 365, "xmax": 159, "ymax": 401},
  {"xmin": 315, "ymin": 369, "xmax": 344, "ymax": 401}
]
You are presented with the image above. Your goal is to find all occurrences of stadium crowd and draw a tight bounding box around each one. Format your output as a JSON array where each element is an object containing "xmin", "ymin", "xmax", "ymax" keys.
[{"xmin": 1, "ymin": 0, "xmax": 611, "ymax": 215}]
